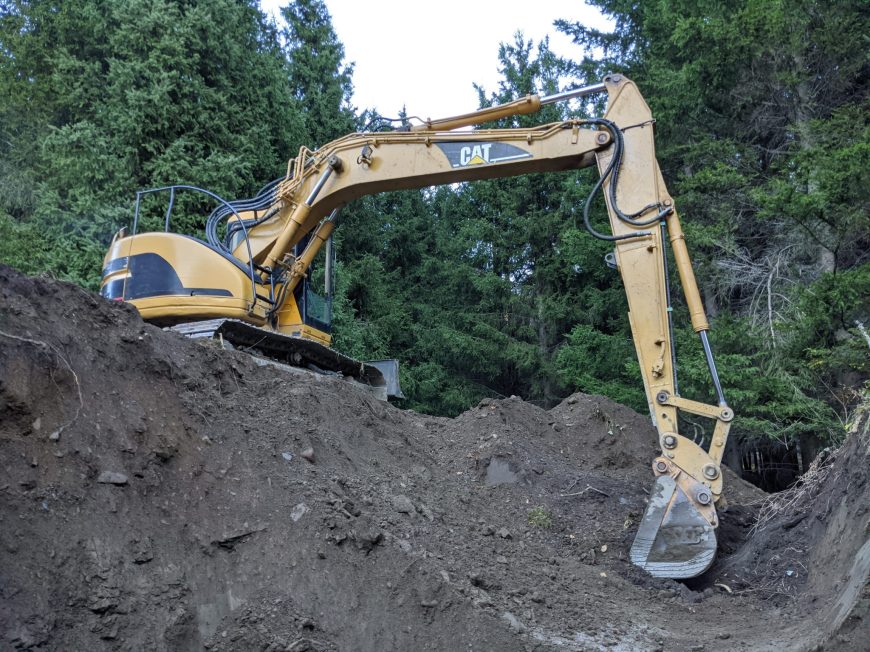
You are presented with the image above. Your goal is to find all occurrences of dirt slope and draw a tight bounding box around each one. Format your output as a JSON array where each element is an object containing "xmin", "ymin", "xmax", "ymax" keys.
[{"xmin": 0, "ymin": 266, "xmax": 867, "ymax": 651}]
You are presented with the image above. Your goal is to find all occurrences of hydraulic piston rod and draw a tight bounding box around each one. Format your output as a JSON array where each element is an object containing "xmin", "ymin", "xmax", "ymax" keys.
[
  {"xmin": 539, "ymin": 82, "xmax": 607, "ymax": 106},
  {"xmin": 411, "ymin": 82, "xmax": 607, "ymax": 132},
  {"xmin": 699, "ymin": 330, "xmax": 727, "ymax": 407}
]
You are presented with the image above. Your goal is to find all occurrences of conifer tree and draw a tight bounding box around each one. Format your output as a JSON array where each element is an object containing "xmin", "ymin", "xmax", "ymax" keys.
[
  {"xmin": 0, "ymin": 0, "xmax": 305, "ymax": 286},
  {"xmin": 556, "ymin": 0, "xmax": 869, "ymax": 445},
  {"xmin": 281, "ymin": 0, "xmax": 356, "ymax": 145}
]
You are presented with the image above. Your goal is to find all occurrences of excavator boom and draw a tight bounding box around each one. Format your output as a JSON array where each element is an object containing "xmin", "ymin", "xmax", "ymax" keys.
[{"xmin": 100, "ymin": 74, "xmax": 733, "ymax": 578}]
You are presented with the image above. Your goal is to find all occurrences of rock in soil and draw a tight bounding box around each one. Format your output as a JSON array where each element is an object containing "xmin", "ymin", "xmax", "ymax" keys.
[{"xmin": 96, "ymin": 471, "xmax": 129, "ymax": 485}]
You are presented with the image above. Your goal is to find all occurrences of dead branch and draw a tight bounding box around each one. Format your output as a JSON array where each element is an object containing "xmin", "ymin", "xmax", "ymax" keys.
[{"xmin": 560, "ymin": 484, "xmax": 610, "ymax": 498}]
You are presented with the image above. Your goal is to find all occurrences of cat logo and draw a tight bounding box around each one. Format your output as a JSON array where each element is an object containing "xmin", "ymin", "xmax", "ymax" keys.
[
  {"xmin": 460, "ymin": 144, "xmax": 492, "ymax": 166},
  {"xmin": 436, "ymin": 141, "xmax": 533, "ymax": 168}
]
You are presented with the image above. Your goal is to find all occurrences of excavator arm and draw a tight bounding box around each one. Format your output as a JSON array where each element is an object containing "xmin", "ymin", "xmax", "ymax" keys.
[
  {"xmin": 597, "ymin": 77, "xmax": 733, "ymax": 577},
  {"xmin": 101, "ymin": 74, "xmax": 732, "ymax": 578}
]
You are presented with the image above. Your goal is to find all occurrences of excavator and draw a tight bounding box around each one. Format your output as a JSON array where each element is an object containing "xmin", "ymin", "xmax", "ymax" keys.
[{"xmin": 100, "ymin": 74, "xmax": 734, "ymax": 580}]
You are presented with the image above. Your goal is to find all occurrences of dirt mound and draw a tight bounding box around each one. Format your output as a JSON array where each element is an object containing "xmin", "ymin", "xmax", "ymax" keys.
[
  {"xmin": 0, "ymin": 266, "xmax": 867, "ymax": 651},
  {"xmin": 712, "ymin": 407, "xmax": 870, "ymax": 650}
]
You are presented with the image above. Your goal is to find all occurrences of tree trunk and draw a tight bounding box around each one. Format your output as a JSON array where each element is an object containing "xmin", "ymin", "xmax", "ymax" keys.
[
  {"xmin": 792, "ymin": 51, "xmax": 836, "ymax": 274},
  {"xmin": 536, "ymin": 291, "xmax": 553, "ymax": 406}
]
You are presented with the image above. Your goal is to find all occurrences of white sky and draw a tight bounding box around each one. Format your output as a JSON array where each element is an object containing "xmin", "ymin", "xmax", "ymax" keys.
[{"xmin": 260, "ymin": 0, "xmax": 613, "ymax": 121}]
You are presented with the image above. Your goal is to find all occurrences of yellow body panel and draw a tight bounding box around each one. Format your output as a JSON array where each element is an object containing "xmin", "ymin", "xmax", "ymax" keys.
[{"xmin": 103, "ymin": 231, "xmax": 329, "ymax": 340}]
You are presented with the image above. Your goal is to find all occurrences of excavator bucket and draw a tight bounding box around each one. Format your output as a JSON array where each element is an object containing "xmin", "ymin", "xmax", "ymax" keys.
[{"xmin": 630, "ymin": 476, "xmax": 717, "ymax": 578}]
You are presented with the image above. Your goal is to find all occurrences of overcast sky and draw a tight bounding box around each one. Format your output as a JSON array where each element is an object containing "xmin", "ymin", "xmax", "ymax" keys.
[{"xmin": 260, "ymin": 0, "xmax": 612, "ymax": 121}]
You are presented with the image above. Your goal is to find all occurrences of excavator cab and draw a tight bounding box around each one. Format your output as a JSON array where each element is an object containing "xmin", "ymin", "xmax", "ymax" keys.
[
  {"xmin": 223, "ymin": 211, "xmax": 334, "ymax": 338},
  {"xmin": 291, "ymin": 234, "xmax": 334, "ymax": 336},
  {"xmin": 101, "ymin": 185, "xmax": 403, "ymax": 400}
]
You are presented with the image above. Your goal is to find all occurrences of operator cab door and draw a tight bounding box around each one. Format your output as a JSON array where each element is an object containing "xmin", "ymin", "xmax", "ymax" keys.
[{"xmin": 293, "ymin": 234, "xmax": 334, "ymax": 333}]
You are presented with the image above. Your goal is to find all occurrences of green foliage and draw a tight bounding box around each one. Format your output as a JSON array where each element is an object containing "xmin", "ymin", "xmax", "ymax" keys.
[
  {"xmin": 552, "ymin": 0, "xmax": 869, "ymax": 448},
  {"xmin": 670, "ymin": 318, "xmax": 842, "ymax": 444},
  {"xmin": 555, "ymin": 324, "xmax": 644, "ymax": 412},
  {"xmin": 528, "ymin": 506, "xmax": 553, "ymax": 528},
  {"xmin": 1, "ymin": 0, "xmax": 305, "ymax": 286},
  {"xmin": 282, "ymin": 0, "xmax": 356, "ymax": 143},
  {"xmin": 752, "ymin": 101, "xmax": 870, "ymax": 266},
  {"xmin": 0, "ymin": 213, "xmax": 53, "ymax": 277}
]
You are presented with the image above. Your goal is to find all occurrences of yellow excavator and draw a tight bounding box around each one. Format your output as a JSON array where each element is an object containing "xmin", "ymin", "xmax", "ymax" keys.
[{"xmin": 101, "ymin": 74, "xmax": 734, "ymax": 579}]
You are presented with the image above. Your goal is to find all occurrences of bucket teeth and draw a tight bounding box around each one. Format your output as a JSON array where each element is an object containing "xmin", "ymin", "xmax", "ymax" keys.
[{"xmin": 630, "ymin": 475, "xmax": 717, "ymax": 579}]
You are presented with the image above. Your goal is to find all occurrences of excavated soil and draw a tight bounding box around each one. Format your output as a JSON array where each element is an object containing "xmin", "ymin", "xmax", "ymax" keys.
[{"xmin": 0, "ymin": 265, "xmax": 867, "ymax": 651}]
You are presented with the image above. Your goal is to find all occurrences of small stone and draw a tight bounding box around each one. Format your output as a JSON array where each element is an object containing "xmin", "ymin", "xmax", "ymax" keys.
[
  {"xmin": 290, "ymin": 503, "xmax": 308, "ymax": 522},
  {"xmin": 497, "ymin": 527, "xmax": 512, "ymax": 539},
  {"xmin": 469, "ymin": 572, "xmax": 500, "ymax": 592},
  {"xmin": 680, "ymin": 585, "xmax": 702, "ymax": 604},
  {"xmin": 392, "ymin": 495, "xmax": 414, "ymax": 514},
  {"xmin": 89, "ymin": 597, "xmax": 118, "ymax": 614},
  {"xmin": 97, "ymin": 471, "xmax": 128, "ymax": 485},
  {"xmin": 716, "ymin": 633, "xmax": 732, "ymax": 640},
  {"xmin": 300, "ymin": 447, "xmax": 315, "ymax": 463},
  {"xmin": 495, "ymin": 555, "xmax": 508, "ymax": 564},
  {"xmin": 352, "ymin": 525, "xmax": 383, "ymax": 553},
  {"xmin": 501, "ymin": 611, "xmax": 526, "ymax": 633},
  {"xmin": 100, "ymin": 623, "xmax": 119, "ymax": 640},
  {"xmin": 48, "ymin": 430, "xmax": 60, "ymax": 441},
  {"xmin": 131, "ymin": 536, "xmax": 154, "ymax": 564},
  {"xmin": 473, "ymin": 594, "xmax": 493, "ymax": 608},
  {"xmin": 481, "ymin": 525, "xmax": 495, "ymax": 536},
  {"xmin": 417, "ymin": 503, "xmax": 434, "ymax": 521},
  {"xmin": 281, "ymin": 452, "xmax": 293, "ymax": 462}
]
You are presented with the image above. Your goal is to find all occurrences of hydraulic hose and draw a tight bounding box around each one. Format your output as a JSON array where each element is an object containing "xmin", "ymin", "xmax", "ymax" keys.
[
  {"xmin": 580, "ymin": 118, "xmax": 672, "ymax": 241},
  {"xmin": 205, "ymin": 176, "xmax": 284, "ymax": 251}
]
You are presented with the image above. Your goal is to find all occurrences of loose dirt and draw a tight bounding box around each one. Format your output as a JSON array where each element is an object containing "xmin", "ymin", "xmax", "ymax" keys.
[{"xmin": 1, "ymin": 266, "xmax": 867, "ymax": 651}]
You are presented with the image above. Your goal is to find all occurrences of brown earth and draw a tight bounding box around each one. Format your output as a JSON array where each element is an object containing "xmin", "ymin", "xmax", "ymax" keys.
[{"xmin": 0, "ymin": 265, "xmax": 867, "ymax": 651}]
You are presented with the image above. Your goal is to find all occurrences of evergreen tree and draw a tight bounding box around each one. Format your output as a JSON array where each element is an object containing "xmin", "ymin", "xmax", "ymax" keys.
[
  {"xmin": 555, "ymin": 0, "xmax": 869, "ymax": 444},
  {"xmin": 0, "ymin": 0, "xmax": 304, "ymax": 286},
  {"xmin": 281, "ymin": 0, "xmax": 355, "ymax": 145},
  {"xmin": 462, "ymin": 34, "xmax": 577, "ymax": 405}
]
